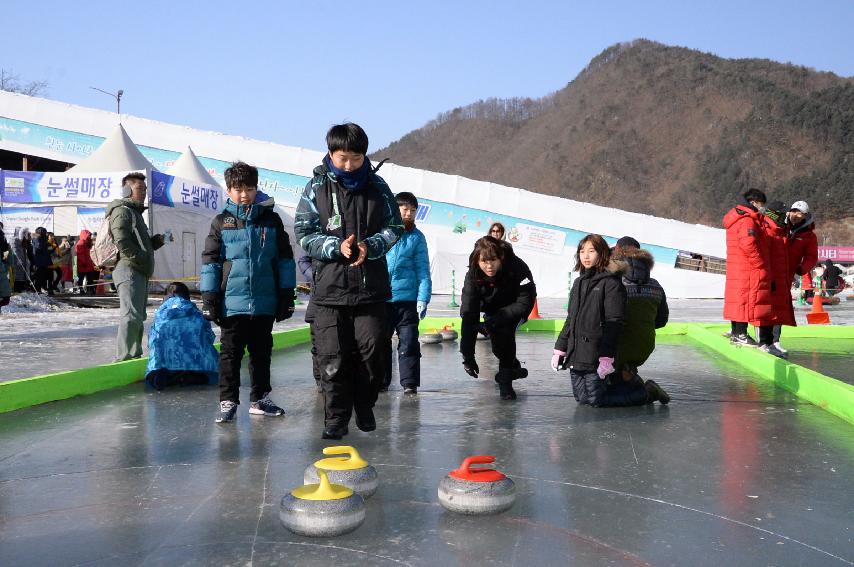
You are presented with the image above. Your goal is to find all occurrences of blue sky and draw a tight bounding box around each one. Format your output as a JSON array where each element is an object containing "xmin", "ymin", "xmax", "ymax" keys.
[{"xmin": 2, "ymin": 1, "xmax": 852, "ymax": 153}]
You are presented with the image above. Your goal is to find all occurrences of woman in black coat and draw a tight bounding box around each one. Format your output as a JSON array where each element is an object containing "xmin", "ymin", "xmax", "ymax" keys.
[{"xmin": 459, "ymin": 236, "xmax": 536, "ymax": 400}]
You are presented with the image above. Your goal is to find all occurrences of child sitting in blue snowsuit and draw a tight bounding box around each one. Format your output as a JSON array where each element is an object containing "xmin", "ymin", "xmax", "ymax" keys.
[{"xmin": 145, "ymin": 282, "xmax": 218, "ymax": 390}]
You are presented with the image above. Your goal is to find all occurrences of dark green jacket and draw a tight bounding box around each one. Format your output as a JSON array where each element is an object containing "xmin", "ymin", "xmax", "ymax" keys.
[
  {"xmin": 614, "ymin": 248, "xmax": 669, "ymax": 370},
  {"xmin": 106, "ymin": 198, "xmax": 161, "ymax": 278}
]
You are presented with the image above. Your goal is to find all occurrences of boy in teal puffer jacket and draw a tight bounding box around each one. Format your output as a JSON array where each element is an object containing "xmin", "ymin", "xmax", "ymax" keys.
[
  {"xmin": 383, "ymin": 192, "xmax": 432, "ymax": 393},
  {"xmin": 200, "ymin": 162, "xmax": 296, "ymax": 424}
]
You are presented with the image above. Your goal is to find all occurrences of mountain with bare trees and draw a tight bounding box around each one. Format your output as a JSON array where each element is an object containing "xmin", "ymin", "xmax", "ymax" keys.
[{"xmin": 374, "ymin": 40, "xmax": 854, "ymax": 243}]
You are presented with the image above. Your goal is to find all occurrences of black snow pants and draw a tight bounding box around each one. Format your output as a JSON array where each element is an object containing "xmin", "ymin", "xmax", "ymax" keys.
[
  {"xmin": 570, "ymin": 369, "xmax": 649, "ymax": 407},
  {"xmin": 313, "ymin": 302, "xmax": 386, "ymax": 429},
  {"xmin": 218, "ymin": 315, "xmax": 275, "ymax": 404},
  {"xmin": 383, "ymin": 301, "xmax": 421, "ymax": 388}
]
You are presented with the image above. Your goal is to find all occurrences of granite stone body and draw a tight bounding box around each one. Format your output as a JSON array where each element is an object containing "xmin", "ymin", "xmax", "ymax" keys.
[
  {"xmin": 438, "ymin": 475, "xmax": 516, "ymax": 515},
  {"xmin": 279, "ymin": 492, "xmax": 365, "ymax": 537}
]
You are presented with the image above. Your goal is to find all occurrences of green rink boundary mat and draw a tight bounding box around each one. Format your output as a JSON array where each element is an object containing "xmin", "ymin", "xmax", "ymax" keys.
[{"xmin": 2, "ymin": 319, "xmax": 852, "ymax": 425}]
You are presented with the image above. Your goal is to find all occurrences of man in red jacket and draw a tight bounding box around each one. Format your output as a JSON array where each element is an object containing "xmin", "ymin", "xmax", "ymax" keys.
[
  {"xmin": 772, "ymin": 200, "xmax": 818, "ymax": 354},
  {"xmin": 723, "ymin": 188, "xmax": 776, "ymax": 349}
]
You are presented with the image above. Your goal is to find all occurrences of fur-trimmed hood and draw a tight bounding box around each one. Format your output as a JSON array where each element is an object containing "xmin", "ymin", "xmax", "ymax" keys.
[
  {"xmin": 579, "ymin": 258, "xmax": 629, "ymax": 280},
  {"xmin": 614, "ymin": 247, "xmax": 654, "ymax": 284}
]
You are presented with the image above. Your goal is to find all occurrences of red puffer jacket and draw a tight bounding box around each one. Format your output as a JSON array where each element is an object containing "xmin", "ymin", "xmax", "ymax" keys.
[
  {"xmin": 761, "ymin": 218, "xmax": 796, "ymax": 326},
  {"xmin": 723, "ymin": 203, "xmax": 774, "ymax": 325},
  {"xmin": 75, "ymin": 230, "xmax": 96, "ymax": 273},
  {"xmin": 787, "ymin": 218, "xmax": 818, "ymax": 281}
]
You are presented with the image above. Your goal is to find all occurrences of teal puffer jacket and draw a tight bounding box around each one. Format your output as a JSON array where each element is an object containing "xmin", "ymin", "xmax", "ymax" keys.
[
  {"xmin": 200, "ymin": 192, "xmax": 296, "ymax": 317},
  {"xmin": 386, "ymin": 226, "xmax": 431, "ymax": 303}
]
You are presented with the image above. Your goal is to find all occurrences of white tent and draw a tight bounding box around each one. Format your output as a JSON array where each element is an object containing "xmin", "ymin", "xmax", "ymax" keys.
[
  {"xmin": 44, "ymin": 124, "xmax": 157, "ymax": 237},
  {"xmin": 68, "ymin": 124, "xmax": 155, "ymax": 173},
  {"xmin": 150, "ymin": 147, "xmax": 224, "ymax": 288},
  {"xmin": 67, "ymin": 130, "xmax": 215, "ymax": 290},
  {"xmin": 166, "ymin": 146, "xmax": 218, "ymax": 186}
]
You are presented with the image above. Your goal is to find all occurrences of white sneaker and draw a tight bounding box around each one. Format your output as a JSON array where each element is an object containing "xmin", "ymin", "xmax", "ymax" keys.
[
  {"xmin": 759, "ymin": 343, "xmax": 788, "ymax": 359},
  {"xmin": 773, "ymin": 342, "xmax": 788, "ymax": 354}
]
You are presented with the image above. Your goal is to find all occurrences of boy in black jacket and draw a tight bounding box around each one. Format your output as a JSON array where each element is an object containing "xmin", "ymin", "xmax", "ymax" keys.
[
  {"xmin": 294, "ymin": 123, "xmax": 404, "ymax": 440},
  {"xmin": 459, "ymin": 236, "xmax": 537, "ymax": 400}
]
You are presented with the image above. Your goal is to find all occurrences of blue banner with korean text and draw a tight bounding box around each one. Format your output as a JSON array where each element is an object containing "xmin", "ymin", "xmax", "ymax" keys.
[
  {"xmin": 150, "ymin": 171, "xmax": 221, "ymax": 213},
  {"xmin": 0, "ymin": 170, "xmax": 129, "ymax": 203}
]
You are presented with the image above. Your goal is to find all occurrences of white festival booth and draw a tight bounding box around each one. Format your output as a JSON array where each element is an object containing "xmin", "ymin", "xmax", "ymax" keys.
[
  {"xmin": 0, "ymin": 124, "xmax": 221, "ymax": 290},
  {"xmin": 0, "ymin": 90, "xmax": 726, "ymax": 298}
]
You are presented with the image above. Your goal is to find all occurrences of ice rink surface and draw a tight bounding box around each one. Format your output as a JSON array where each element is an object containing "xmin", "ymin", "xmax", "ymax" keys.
[
  {"xmin": 3, "ymin": 293, "xmax": 853, "ymax": 382},
  {"xmin": 1, "ymin": 331, "xmax": 852, "ymax": 566}
]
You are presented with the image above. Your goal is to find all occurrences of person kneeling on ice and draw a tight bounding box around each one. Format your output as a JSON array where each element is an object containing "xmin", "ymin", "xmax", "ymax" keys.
[
  {"xmin": 552, "ymin": 234, "xmax": 626, "ymax": 406},
  {"xmin": 459, "ymin": 236, "xmax": 536, "ymax": 400},
  {"xmin": 609, "ymin": 238, "xmax": 670, "ymax": 405},
  {"xmin": 145, "ymin": 282, "xmax": 219, "ymax": 390}
]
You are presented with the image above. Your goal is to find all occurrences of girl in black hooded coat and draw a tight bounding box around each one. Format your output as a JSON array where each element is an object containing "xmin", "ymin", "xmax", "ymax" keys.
[{"xmin": 552, "ymin": 234, "xmax": 627, "ymax": 406}]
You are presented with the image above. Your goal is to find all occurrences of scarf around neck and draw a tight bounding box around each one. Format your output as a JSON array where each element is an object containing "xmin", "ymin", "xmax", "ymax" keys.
[{"xmin": 324, "ymin": 154, "xmax": 371, "ymax": 191}]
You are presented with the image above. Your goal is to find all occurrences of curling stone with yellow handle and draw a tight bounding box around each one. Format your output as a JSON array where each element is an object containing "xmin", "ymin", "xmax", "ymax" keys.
[
  {"xmin": 280, "ymin": 469, "xmax": 365, "ymax": 537},
  {"xmin": 438, "ymin": 455, "xmax": 516, "ymax": 515},
  {"xmin": 421, "ymin": 329, "xmax": 443, "ymax": 344},
  {"xmin": 303, "ymin": 445, "xmax": 379, "ymax": 499}
]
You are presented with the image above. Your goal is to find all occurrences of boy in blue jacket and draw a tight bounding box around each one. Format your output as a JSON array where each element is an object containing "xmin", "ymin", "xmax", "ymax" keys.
[
  {"xmin": 383, "ymin": 192, "xmax": 431, "ymax": 394},
  {"xmin": 201, "ymin": 161, "xmax": 296, "ymax": 423}
]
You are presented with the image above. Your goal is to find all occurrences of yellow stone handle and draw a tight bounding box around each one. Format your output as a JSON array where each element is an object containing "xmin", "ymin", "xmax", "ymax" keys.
[{"xmin": 322, "ymin": 445, "xmax": 368, "ymax": 468}]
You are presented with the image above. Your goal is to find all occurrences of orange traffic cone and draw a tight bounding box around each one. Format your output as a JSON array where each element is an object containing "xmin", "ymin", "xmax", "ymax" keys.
[
  {"xmin": 529, "ymin": 300, "xmax": 541, "ymax": 319},
  {"xmin": 806, "ymin": 285, "xmax": 830, "ymax": 325},
  {"xmin": 96, "ymin": 271, "xmax": 106, "ymax": 296}
]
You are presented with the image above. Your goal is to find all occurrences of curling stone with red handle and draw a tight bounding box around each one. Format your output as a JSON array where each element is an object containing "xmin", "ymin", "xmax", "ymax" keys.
[
  {"xmin": 440, "ymin": 325, "xmax": 458, "ymax": 341},
  {"xmin": 438, "ymin": 455, "xmax": 516, "ymax": 515}
]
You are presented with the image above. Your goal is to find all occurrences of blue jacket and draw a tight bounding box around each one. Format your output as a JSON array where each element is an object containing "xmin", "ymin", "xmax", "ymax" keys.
[
  {"xmin": 200, "ymin": 192, "xmax": 296, "ymax": 317},
  {"xmin": 386, "ymin": 226, "xmax": 431, "ymax": 303},
  {"xmin": 145, "ymin": 296, "xmax": 219, "ymax": 383}
]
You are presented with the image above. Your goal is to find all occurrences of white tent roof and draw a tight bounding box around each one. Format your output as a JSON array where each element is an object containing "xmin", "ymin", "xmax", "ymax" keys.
[
  {"xmin": 167, "ymin": 146, "xmax": 221, "ymax": 187},
  {"xmin": 68, "ymin": 123, "xmax": 155, "ymax": 172}
]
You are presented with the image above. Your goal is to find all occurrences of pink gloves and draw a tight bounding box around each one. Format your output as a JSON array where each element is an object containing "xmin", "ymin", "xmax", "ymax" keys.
[
  {"xmin": 597, "ymin": 357, "xmax": 615, "ymax": 379},
  {"xmin": 551, "ymin": 350, "xmax": 567, "ymax": 371}
]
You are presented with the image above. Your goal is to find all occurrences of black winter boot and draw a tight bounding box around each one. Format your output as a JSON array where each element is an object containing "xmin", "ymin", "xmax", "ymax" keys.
[
  {"xmin": 495, "ymin": 368, "xmax": 517, "ymax": 400},
  {"xmin": 644, "ymin": 380, "xmax": 670, "ymax": 405},
  {"xmin": 494, "ymin": 359, "xmax": 528, "ymax": 383}
]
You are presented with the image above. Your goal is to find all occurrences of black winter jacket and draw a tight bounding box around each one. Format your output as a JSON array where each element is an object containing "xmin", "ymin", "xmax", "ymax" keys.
[
  {"xmin": 293, "ymin": 162, "xmax": 403, "ymax": 306},
  {"xmin": 555, "ymin": 261, "xmax": 626, "ymax": 371},
  {"xmin": 459, "ymin": 253, "xmax": 537, "ymax": 360}
]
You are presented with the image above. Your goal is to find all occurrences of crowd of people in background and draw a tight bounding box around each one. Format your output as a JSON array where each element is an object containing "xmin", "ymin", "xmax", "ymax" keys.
[{"xmin": 0, "ymin": 226, "xmax": 108, "ymax": 300}]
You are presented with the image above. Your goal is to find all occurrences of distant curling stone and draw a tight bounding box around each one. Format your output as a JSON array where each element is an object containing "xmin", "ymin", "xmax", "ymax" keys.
[
  {"xmin": 280, "ymin": 469, "xmax": 365, "ymax": 537},
  {"xmin": 440, "ymin": 326, "xmax": 458, "ymax": 341},
  {"xmin": 438, "ymin": 455, "xmax": 516, "ymax": 515},
  {"xmin": 304, "ymin": 445, "xmax": 378, "ymax": 499},
  {"xmin": 421, "ymin": 330, "xmax": 443, "ymax": 344}
]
